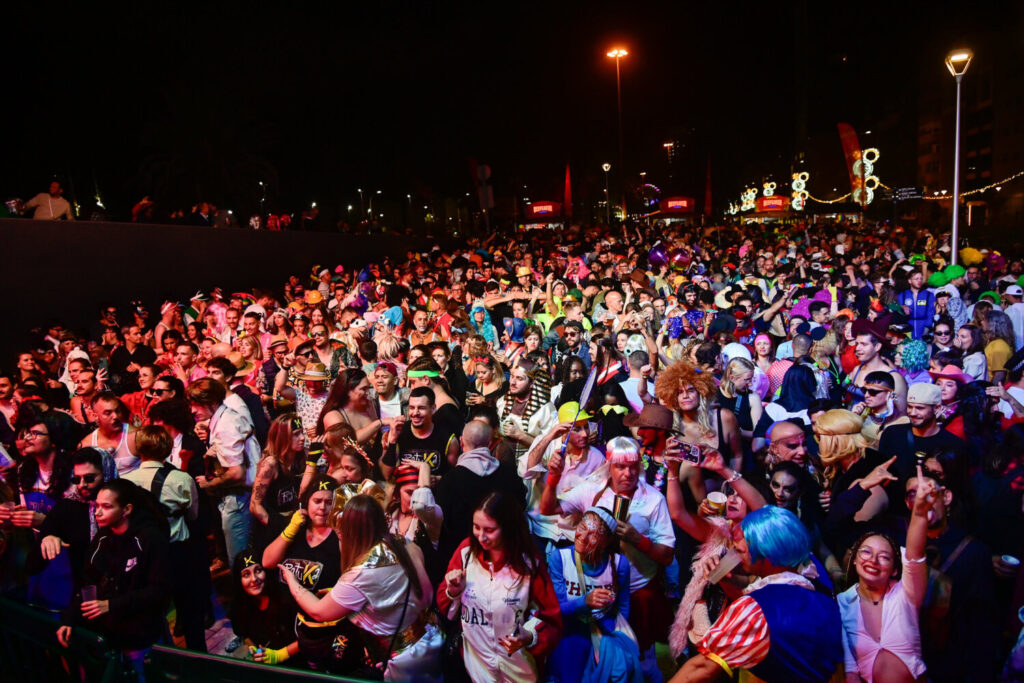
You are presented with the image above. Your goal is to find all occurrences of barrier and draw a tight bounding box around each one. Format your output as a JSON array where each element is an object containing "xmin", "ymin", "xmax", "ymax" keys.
[
  {"xmin": 0, "ymin": 596, "xmax": 376, "ymax": 682},
  {"xmin": 147, "ymin": 646, "xmax": 368, "ymax": 683},
  {"xmin": 0, "ymin": 595, "xmax": 124, "ymax": 683},
  {"xmin": 0, "ymin": 218, "xmax": 435, "ymax": 361}
]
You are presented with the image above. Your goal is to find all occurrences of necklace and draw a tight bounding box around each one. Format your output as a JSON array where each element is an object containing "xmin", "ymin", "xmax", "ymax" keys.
[{"xmin": 858, "ymin": 586, "xmax": 882, "ymax": 606}]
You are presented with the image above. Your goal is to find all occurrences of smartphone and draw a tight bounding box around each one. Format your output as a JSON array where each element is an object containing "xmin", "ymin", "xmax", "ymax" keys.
[{"xmin": 667, "ymin": 437, "xmax": 702, "ymax": 464}]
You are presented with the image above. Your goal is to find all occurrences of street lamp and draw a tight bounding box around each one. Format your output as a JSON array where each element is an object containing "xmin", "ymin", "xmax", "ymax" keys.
[
  {"xmin": 945, "ymin": 48, "xmax": 973, "ymax": 265},
  {"xmin": 602, "ymin": 163, "xmax": 612, "ymax": 225},
  {"xmin": 606, "ymin": 47, "xmax": 628, "ymax": 218},
  {"xmin": 357, "ymin": 188, "xmax": 365, "ymax": 218},
  {"xmin": 639, "ymin": 171, "xmax": 647, "ymax": 218}
]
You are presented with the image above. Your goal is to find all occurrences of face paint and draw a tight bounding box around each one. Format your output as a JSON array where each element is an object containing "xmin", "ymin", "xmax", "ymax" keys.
[{"xmin": 574, "ymin": 513, "xmax": 610, "ymax": 563}]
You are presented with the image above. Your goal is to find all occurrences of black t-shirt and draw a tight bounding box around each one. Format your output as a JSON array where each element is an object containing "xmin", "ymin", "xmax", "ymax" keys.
[
  {"xmin": 382, "ymin": 424, "xmax": 457, "ymax": 476},
  {"xmin": 271, "ymin": 518, "xmax": 341, "ymax": 618},
  {"xmin": 877, "ymin": 424, "xmax": 965, "ymax": 482},
  {"xmin": 433, "ymin": 403, "xmax": 465, "ymax": 438}
]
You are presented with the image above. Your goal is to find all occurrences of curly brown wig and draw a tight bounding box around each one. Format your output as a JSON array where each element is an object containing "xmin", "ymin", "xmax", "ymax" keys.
[{"xmin": 655, "ymin": 360, "xmax": 717, "ymax": 407}]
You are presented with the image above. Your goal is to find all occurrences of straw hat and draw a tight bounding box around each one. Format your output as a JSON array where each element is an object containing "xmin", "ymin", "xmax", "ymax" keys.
[{"xmin": 298, "ymin": 362, "xmax": 330, "ymax": 382}]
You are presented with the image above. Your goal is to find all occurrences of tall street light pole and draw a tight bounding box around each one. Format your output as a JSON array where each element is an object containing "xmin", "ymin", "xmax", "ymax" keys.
[
  {"xmin": 607, "ymin": 47, "xmax": 628, "ymax": 221},
  {"xmin": 357, "ymin": 188, "xmax": 365, "ymax": 220},
  {"xmin": 602, "ymin": 163, "xmax": 612, "ymax": 225},
  {"xmin": 945, "ymin": 48, "xmax": 973, "ymax": 265}
]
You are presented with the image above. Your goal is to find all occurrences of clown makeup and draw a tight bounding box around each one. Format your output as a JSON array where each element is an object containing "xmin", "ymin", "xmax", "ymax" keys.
[{"xmin": 575, "ymin": 513, "xmax": 611, "ymax": 564}]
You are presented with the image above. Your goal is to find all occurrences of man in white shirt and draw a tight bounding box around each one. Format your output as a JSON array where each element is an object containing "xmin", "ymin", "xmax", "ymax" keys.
[
  {"xmin": 1001, "ymin": 285, "xmax": 1024, "ymax": 350},
  {"xmin": 24, "ymin": 181, "xmax": 73, "ymax": 220},
  {"xmin": 187, "ymin": 379, "xmax": 258, "ymax": 568}
]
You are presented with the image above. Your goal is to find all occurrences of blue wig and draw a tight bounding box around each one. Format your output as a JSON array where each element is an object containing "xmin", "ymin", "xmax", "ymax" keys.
[{"xmin": 740, "ymin": 506, "xmax": 811, "ymax": 569}]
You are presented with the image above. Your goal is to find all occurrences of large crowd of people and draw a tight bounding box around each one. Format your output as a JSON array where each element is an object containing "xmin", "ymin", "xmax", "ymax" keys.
[{"xmin": 3, "ymin": 217, "xmax": 1024, "ymax": 682}]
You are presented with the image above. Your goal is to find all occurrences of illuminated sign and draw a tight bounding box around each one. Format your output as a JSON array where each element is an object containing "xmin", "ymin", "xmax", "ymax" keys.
[
  {"xmin": 662, "ymin": 196, "xmax": 695, "ymax": 213},
  {"xmin": 527, "ymin": 201, "xmax": 561, "ymax": 219},
  {"xmin": 756, "ymin": 196, "xmax": 790, "ymax": 212}
]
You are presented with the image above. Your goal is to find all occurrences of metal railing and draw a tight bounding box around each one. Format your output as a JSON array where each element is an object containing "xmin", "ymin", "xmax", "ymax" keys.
[
  {"xmin": 0, "ymin": 595, "xmax": 124, "ymax": 683},
  {"xmin": 0, "ymin": 595, "xmax": 373, "ymax": 683}
]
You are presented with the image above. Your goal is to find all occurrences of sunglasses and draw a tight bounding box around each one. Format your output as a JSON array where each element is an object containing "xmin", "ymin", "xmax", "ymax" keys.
[
  {"xmin": 296, "ymin": 351, "xmax": 314, "ymax": 358},
  {"xmin": 71, "ymin": 474, "xmax": 99, "ymax": 485},
  {"xmin": 312, "ymin": 331, "xmax": 328, "ymax": 337},
  {"xmin": 864, "ymin": 387, "xmax": 890, "ymax": 397},
  {"xmin": 934, "ymin": 330, "xmax": 951, "ymax": 336}
]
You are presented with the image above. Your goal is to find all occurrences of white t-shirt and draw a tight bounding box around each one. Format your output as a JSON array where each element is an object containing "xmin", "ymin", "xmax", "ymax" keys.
[
  {"xmin": 329, "ymin": 542, "xmax": 431, "ymax": 636},
  {"xmin": 559, "ymin": 478, "xmax": 674, "ymax": 592}
]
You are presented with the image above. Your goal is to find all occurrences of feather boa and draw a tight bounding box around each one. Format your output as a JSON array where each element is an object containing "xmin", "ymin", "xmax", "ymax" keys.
[{"xmin": 669, "ymin": 516, "xmax": 733, "ymax": 659}]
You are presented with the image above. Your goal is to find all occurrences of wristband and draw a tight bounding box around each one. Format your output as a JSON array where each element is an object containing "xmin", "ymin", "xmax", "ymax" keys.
[
  {"xmin": 725, "ymin": 471, "xmax": 743, "ymax": 484},
  {"xmin": 256, "ymin": 645, "xmax": 291, "ymax": 665},
  {"xmin": 305, "ymin": 461, "xmax": 318, "ymax": 469},
  {"xmin": 636, "ymin": 535, "xmax": 653, "ymax": 553}
]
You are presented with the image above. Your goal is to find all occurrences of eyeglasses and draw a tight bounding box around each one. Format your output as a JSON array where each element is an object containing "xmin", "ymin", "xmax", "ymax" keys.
[
  {"xmin": 864, "ymin": 387, "xmax": 890, "ymax": 397},
  {"xmin": 312, "ymin": 331, "xmax": 328, "ymax": 337},
  {"xmin": 24, "ymin": 429, "xmax": 49, "ymax": 439},
  {"xmin": 71, "ymin": 474, "xmax": 99, "ymax": 485},
  {"xmin": 934, "ymin": 330, "xmax": 951, "ymax": 336},
  {"xmin": 856, "ymin": 546, "xmax": 893, "ymax": 564},
  {"xmin": 150, "ymin": 388, "xmax": 172, "ymax": 395},
  {"xmin": 296, "ymin": 351, "xmax": 314, "ymax": 358}
]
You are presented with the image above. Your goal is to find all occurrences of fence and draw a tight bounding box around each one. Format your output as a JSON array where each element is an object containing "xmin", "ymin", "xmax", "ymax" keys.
[{"xmin": 0, "ymin": 595, "xmax": 371, "ymax": 683}]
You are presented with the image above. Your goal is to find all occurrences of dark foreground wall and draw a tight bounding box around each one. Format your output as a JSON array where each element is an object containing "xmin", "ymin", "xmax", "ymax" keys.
[{"xmin": 0, "ymin": 218, "xmax": 431, "ymax": 361}]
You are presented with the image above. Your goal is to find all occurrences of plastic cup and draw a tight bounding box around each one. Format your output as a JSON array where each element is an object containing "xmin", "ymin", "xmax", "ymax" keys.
[{"xmin": 707, "ymin": 492, "xmax": 728, "ymax": 515}]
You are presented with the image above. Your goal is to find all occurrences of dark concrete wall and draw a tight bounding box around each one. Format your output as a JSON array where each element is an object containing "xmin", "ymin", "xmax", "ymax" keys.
[{"xmin": 0, "ymin": 218, "xmax": 430, "ymax": 361}]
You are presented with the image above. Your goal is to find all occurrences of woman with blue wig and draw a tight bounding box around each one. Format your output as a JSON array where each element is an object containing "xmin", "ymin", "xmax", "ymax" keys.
[
  {"xmin": 468, "ymin": 305, "xmax": 497, "ymax": 346},
  {"xmin": 670, "ymin": 506, "xmax": 843, "ymax": 683}
]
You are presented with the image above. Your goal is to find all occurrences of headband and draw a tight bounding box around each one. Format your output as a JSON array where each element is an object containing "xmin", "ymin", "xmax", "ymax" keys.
[
  {"xmin": 407, "ymin": 370, "xmax": 441, "ymax": 379},
  {"xmin": 472, "ymin": 356, "xmax": 492, "ymax": 365},
  {"xmin": 241, "ymin": 553, "xmax": 258, "ymax": 568},
  {"xmin": 343, "ymin": 437, "xmax": 374, "ymax": 469},
  {"xmin": 394, "ymin": 465, "xmax": 419, "ymax": 489},
  {"xmin": 584, "ymin": 506, "xmax": 618, "ymax": 534}
]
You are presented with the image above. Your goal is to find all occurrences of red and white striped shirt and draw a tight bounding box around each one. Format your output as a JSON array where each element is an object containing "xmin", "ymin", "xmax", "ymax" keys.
[{"xmin": 699, "ymin": 595, "xmax": 770, "ymax": 670}]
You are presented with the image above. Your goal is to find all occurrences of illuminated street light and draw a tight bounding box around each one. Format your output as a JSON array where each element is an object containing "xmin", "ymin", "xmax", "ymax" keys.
[
  {"xmin": 945, "ymin": 48, "xmax": 973, "ymax": 264},
  {"xmin": 606, "ymin": 47, "xmax": 628, "ymax": 218}
]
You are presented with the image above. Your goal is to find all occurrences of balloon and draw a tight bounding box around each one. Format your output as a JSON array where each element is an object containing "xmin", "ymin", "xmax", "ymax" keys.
[
  {"xmin": 669, "ymin": 248, "xmax": 689, "ymax": 271},
  {"xmin": 648, "ymin": 247, "xmax": 668, "ymax": 268}
]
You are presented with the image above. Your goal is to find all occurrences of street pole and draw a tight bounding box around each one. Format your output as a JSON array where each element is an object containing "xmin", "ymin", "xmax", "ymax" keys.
[
  {"xmin": 951, "ymin": 73, "xmax": 963, "ymax": 265},
  {"xmin": 615, "ymin": 56, "xmax": 626, "ymax": 220}
]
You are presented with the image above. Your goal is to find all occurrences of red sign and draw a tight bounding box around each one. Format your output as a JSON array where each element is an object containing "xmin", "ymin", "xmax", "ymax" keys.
[
  {"xmin": 527, "ymin": 201, "xmax": 561, "ymax": 217},
  {"xmin": 756, "ymin": 196, "xmax": 790, "ymax": 212},
  {"xmin": 661, "ymin": 196, "xmax": 695, "ymax": 213}
]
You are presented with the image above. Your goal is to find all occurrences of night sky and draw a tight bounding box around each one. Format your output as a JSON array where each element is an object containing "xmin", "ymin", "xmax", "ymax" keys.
[{"xmin": 6, "ymin": 1, "xmax": 1021, "ymax": 222}]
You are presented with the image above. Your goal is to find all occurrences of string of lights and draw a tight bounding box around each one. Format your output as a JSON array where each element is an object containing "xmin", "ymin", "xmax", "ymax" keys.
[
  {"xmin": 733, "ymin": 167, "xmax": 1023, "ymax": 214},
  {"xmin": 806, "ymin": 192, "xmax": 852, "ymax": 204},
  {"xmin": 902, "ymin": 168, "xmax": 1024, "ymax": 200}
]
